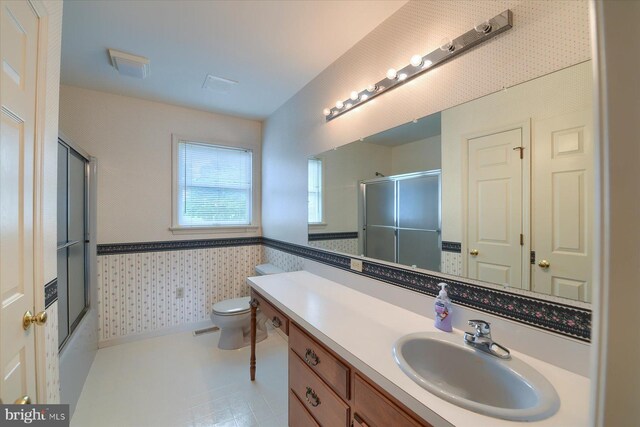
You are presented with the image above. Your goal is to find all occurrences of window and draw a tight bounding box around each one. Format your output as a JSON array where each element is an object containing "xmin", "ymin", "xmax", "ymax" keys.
[
  {"xmin": 173, "ymin": 138, "xmax": 253, "ymax": 228},
  {"xmin": 308, "ymin": 158, "xmax": 323, "ymax": 224}
]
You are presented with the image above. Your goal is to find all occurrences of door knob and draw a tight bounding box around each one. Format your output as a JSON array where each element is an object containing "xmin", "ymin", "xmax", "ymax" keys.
[
  {"xmin": 470, "ymin": 249, "xmax": 479, "ymax": 256},
  {"xmin": 538, "ymin": 260, "xmax": 551, "ymax": 269},
  {"xmin": 14, "ymin": 395, "xmax": 31, "ymax": 404},
  {"xmin": 22, "ymin": 310, "xmax": 47, "ymax": 330}
]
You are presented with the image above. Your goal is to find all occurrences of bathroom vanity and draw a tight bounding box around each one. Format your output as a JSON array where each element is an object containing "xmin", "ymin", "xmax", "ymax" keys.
[{"xmin": 248, "ymin": 271, "xmax": 590, "ymax": 427}]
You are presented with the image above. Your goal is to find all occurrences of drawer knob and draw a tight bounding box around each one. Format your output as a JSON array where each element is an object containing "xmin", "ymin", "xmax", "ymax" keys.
[
  {"xmin": 272, "ymin": 316, "xmax": 282, "ymax": 328},
  {"xmin": 304, "ymin": 348, "xmax": 320, "ymax": 366},
  {"xmin": 305, "ymin": 386, "xmax": 320, "ymax": 407}
]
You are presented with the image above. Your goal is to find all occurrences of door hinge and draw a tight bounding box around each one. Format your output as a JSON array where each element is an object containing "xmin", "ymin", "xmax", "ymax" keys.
[
  {"xmin": 520, "ymin": 234, "xmax": 524, "ymax": 246},
  {"xmin": 513, "ymin": 146, "xmax": 524, "ymax": 159}
]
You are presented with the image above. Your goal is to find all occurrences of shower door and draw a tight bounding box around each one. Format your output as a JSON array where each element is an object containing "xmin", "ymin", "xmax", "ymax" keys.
[
  {"xmin": 363, "ymin": 180, "xmax": 396, "ymax": 264},
  {"xmin": 362, "ymin": 170, "xmax": 441, "ymax": 271},
  {"xmin": 57, "ymin": 139, "xmax": 89, "ymax": 349},
  {"xmin": 397, "ymin": 173, "xmax": 441, "ymax": 271}
]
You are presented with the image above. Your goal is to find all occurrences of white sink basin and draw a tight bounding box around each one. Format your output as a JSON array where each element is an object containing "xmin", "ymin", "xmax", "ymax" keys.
[{"xmin": 393, "ymin": 332, "xmax": 560, "ymax": 421}]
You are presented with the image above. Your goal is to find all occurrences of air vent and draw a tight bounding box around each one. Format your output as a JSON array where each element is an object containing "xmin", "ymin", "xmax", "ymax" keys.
[
  {"xmin": 108, "ymin": 48, "xmax": 150, "ymax": 79},
  {"xmin": 203, "ymin": 74, "xmax": 238, "ymax": 93}
]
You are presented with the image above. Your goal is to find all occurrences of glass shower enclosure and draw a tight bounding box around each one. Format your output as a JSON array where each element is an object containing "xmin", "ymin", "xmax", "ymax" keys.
[
  {"xmin": 57, "ymin": 138, "xmax": 89, "ymax": 349},
  {"xmin": 359, "ymin": 170, "xmax": 441, "ymax": 271}
]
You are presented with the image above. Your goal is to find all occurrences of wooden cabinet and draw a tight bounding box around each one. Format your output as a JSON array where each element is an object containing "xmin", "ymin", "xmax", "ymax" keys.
[
  {"xmin": 250, "ymin": 289, "xmax": 432, "ymax": 427},
  {"xmin": 289, "ymin": 323, "xmax": 350, "ymax": 400},
  {"xmin": 289, "ymin": 390, "xmax": 320, "ymax": 427},
  {"xmin": 252, "ymin": 291, "xmax": 289, "ymax": 335},
  {"xmin": 289, "ymin": 348, "xmax": 350, "ymax": 427},
  {"xmin": 353, "ymin": 374, "xmax": 424, "ymax": 427}
]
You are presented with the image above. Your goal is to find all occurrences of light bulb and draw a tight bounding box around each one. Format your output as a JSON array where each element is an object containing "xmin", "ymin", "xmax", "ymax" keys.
[
  {"xmin": 474, "ymin": 20, "xmax": 492, "ymax": 34},
  {"xmin": 360, "ymin": 94, "xmax": 368, "ymax": 101},
  {"xmin": 367, "ymin": 84, "xmax": 378, "ymax": 93},
  {"xmin": 335, "ymin": 100, "xmax": 344, "ymax": 109},
  {"xmin": 410, "ymin": 54, "xmax": 423, "ymax": 67},
  {"xmin": 386, "ymin": 68, "xmax": 397, "ymax": 80},
  {"xmin": 350, "ymin": 91, "xmax": 359, "ymax": 101},
  {"xmin": 323, "ymin": 108, "xmax": 331, "ymax": 116},
  {"xmin": 398, "ymin": 73, "xmax": 408, "ymax": 81},
  {"xmin": 422, "ymin": 59, "xmax": 433, "ymax": 69},
  {"xmin": 440, "ymin": 38, "xmax": 454, "ymax": 52}
]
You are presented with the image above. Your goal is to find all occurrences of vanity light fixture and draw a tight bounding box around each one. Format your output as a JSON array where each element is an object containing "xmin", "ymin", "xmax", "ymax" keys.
[{"xmin": 323, "ymin": 9, "xmax": 512, "ymax": 121}]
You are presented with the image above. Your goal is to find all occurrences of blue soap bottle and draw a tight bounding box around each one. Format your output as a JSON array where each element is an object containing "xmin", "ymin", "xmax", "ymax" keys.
[{"xmin": 434, "ymin": 283, "xmax": 453, "ymax": 332}]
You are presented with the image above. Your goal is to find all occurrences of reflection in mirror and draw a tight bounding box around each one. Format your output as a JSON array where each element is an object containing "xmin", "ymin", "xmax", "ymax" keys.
[{"xmin": 308, "ymin": 61, "xmax": 593, "ymax": 304}]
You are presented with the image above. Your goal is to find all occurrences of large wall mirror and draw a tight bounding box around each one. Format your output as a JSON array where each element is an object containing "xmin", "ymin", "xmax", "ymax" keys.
[{"xmin": 308, "ymin": 61, "xmax": 593, "ymax": 305}]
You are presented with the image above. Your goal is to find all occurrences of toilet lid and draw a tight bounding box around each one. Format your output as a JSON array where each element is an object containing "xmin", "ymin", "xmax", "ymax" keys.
[{"xmin": 212, "ymin": 297, "xmax": 251, "ymax": 316}]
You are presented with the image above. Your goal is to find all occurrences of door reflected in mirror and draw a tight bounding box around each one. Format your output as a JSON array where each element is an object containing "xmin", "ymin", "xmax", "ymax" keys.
[{"xmin": 308, "ymin": 61, "xmax": 593, "ymax": 304}]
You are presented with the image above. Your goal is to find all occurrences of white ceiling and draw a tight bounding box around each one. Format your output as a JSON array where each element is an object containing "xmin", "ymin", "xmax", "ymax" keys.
[{"xmin": 60, "ymin": 1, "xmax": 407, "ymax": 120}]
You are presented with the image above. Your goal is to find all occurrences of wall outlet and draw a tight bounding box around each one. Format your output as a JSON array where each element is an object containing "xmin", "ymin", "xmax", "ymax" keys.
[
  {"xmin": 176, "ymin": 287, "xmax": 184, "ymax": 298},
  {"xmin": 350, "ymin": 259, "xmax": 363, "ymax": 272}
]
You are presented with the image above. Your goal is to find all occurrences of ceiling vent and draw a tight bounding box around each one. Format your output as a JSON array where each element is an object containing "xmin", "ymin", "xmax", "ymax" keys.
[
  {"xmin": 202, "ymin": 74, "xmax": 238, "ymax": 93},
  {"xmin": 108, "ymin": 48, "xmax": 150, "ymax": 79}
]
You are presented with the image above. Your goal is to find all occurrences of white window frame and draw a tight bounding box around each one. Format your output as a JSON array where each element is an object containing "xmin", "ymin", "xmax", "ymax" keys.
[{"xmin": 171, "ymin": 135, "xmax": 258, "ymax": 234}]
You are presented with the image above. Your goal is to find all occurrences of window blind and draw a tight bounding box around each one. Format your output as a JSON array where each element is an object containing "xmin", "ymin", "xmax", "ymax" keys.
[
  {"xmin": 177, "ymin": 141, "xmax": 252, "ymax": 226},
  {"xmin": 308, "ymin": 158, "xmax": 322, "ymax": 223}
]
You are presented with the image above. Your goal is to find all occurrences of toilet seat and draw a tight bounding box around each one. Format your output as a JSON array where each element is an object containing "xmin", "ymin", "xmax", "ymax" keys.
[{"xmin": 212, "ymin": 296, "xmax": 251, "ymax": 316}]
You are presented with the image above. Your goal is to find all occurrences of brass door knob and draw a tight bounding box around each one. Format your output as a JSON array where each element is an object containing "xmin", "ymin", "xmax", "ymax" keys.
[
  {"xmin": 15, "ymin": 395, "xmax": 31, "ymax": 404},
  {"xmin": 470, "ymin": 249, "xmax": 479, "ymax": 256},
  {"xmin": 23, "ymin": 310, "xmax": 47, "ymax": 330},
  {"xmin": 538, "ymin": 260, "xmax": 551, "ymax": 269}
]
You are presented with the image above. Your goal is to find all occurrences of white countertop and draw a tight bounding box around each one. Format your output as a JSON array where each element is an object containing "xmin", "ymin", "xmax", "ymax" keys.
[{"xmin": 247, "ymin": 270, "xmax": 590, "ymax": 427}]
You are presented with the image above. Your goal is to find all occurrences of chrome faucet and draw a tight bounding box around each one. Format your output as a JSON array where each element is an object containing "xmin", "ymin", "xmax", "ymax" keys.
[{"xmin": 463, "ymin": 320, "xmax": 511, "ymax": 359}]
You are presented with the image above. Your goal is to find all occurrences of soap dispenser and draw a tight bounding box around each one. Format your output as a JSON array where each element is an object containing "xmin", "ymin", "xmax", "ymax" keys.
[{"xmin": 434, "ymin": 283, "xmax": 453, "ymax": 332}]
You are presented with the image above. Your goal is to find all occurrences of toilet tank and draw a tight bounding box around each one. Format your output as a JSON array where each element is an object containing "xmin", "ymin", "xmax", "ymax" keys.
[{"xmin": 255, "ymin": 263, "xmax": 284, "ymax": 276}]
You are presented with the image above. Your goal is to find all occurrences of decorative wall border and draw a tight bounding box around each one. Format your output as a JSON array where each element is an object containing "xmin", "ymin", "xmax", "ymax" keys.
[
  {"xmin": 308, "ymin": 232, "xmax": 359, "ymax": 241},
  {"xmin": 262, "ymin": 238, "xmax": 591, "ymax": 342},
  {"xmin": 96, "ymin": 236, "xmax": 591, "ymax": 341},
  {"xmin": 97, "ymin": 236, "xmax": 262, "ymax": 255},
  {"xmin": 45, "ymin": 278, "xmax": 58, "ymax": 309},
  {"xmin": 441, "ymin": 241, "xmax": 462, "ymax": 253}
]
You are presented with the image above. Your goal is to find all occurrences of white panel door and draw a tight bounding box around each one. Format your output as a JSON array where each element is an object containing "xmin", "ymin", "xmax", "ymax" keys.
[
  {"xmin": 532, "ymin": 110, "xmax": 593, "ymax": 301},
  {"xmin": 467, "ymin": 128, "xmax": 524, "ymax": 287},
  {"xmin": 0, "ymin": 0, "xmax": 39, "ymax": 404}
]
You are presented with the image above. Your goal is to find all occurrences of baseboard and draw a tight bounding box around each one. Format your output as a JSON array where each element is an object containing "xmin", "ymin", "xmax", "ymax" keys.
[{"xmin": 98, "ymin": 320, "xmax": 213, "ymax": 348}]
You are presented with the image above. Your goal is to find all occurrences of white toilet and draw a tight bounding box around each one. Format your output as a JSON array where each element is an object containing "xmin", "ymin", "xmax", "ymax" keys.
[{"xmin": 210, "ymin": 263, "xmax": 284, "ymax": 350}]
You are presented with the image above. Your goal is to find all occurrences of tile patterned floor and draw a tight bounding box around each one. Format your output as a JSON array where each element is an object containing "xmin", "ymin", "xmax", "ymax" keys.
[{"xmin": 71, "ymin": 330, "xmax": 288, "ymax": 427}]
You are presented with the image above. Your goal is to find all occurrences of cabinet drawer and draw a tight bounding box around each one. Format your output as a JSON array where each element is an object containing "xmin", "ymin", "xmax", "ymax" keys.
[
  {"xmin": 289, "ymin": 349, "xmax": 349, "ymax": 427},
  {"xmin": 290, "ymin": 323, "xmax": 350, "ymax": 400},
  {"xmin": 289, "ymin": 390, "xmax": 320, "ymax": 427},
  {"xmin": 252, "ymin": 290, "xmax": 289, "ymax": 335},
  {"xmin": 353, "ymin": 374, "xmax": 427, "ymax": 427}
]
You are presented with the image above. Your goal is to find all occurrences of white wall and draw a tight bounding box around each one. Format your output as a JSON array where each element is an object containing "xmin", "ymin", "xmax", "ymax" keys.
[
  {"xmin": 262, "ymin": 0, "xmax": 591, "ymax": 246},
  {"xmin": 391, "ymin": 135, "xmax": 441, "ymax": 175},
  {"xmin": 58, "ymin": 85, "xmax": 262, "ymax": 244},
  {"xmin": 316, "ymin": 142, "xmax": 391, "ymax": 233},
  {"xmin": 314, "ymin": 135, "xmax": 441, "ymax": 234},
  {"xmin": 261, "ymin": 0, "xmax": 592, "ymax": 373},
  {"xmin": 590, "ymin": 1, "xmax": 640, "ymax": 425},
  {"xmin": 440, "ymin": 61, "xmax": 593, "ymax": 243}
]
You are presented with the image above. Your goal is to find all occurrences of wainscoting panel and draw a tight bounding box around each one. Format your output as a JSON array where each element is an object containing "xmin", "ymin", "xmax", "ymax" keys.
[
  {"xmin": 45, "ymin": 301, "xmax": 61, "ymax": 403},
  {"xmin": 308, "ymin": 239, "xmax": 358, "ymax": 256},
  {"xmin": 97, "ymin": 245, "xmax": 262, "ymax": 343},
  {"xmin": 441, "ymin": 252, "xmax": 463, "ymax": 276},
  {"xmin": 263, "ymin": 246, "xmax": 305, "ymax": 272}
]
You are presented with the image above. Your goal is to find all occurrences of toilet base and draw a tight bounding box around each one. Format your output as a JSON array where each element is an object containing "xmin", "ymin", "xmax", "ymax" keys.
[{"xmin": 217, "ymin": 324, "xmax": 267, "ymax": 350}]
